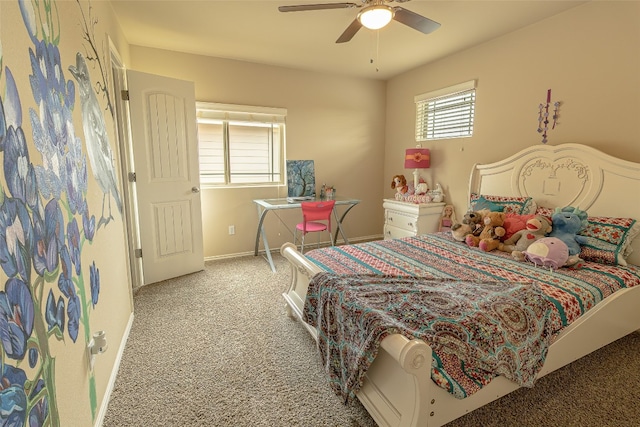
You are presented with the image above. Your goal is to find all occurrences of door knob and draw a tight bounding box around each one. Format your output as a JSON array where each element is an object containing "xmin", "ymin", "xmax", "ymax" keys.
[{"xmin": 191, "ymin": 186, "xmax": 200, "ymax": 193}]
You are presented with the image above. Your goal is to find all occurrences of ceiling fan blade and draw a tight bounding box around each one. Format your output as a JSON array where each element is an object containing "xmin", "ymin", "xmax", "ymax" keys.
[
  {"xmin": 392, "ymin": 7, "xmax": 441, "ymax": 34},
  {"xmin": 278, "ymin": 3, "xmax": 359, "ymax": 12},
  {"xmin": 336, "ymin": 18, "xmax": 362, "ymax": 43}
]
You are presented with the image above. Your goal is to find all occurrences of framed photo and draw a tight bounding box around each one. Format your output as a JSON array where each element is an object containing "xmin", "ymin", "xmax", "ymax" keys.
[{"xmin": 287, "ymin": 160, "xmax": 316, "ymax": 199}]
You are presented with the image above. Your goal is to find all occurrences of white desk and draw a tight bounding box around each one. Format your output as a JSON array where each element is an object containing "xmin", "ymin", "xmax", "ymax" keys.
[{"xmin": 253, "ymin": 197, "xmax": 360, "ymax": 271}]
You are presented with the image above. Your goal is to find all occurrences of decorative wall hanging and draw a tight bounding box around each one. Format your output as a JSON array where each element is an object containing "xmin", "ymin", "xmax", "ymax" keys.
[{"xmin": 537, "ymin": 89, "xmax": 560, "ymax": 144}]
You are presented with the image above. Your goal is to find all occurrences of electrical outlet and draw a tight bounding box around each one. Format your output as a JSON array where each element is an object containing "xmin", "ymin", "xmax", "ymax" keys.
[{"xmin": 228, "ymin": 225, "xmax": 235, "ymax": 235}]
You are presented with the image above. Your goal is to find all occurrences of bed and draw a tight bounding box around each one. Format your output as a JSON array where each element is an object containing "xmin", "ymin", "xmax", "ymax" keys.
[{"xmin": 280, "ymin": 143, "xmax": 640, "ymax": 427}]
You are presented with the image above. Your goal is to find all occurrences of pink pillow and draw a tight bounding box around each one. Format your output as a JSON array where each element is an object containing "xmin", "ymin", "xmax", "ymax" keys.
[{"xmin": 502, "ymin": 213, "xmax": 537, "ymax": 240}]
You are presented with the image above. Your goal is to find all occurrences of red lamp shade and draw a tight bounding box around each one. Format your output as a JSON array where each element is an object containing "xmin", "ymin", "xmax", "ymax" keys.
[{"xmin": 404, "ymin": 148, "xmax": 430, "ymax": 169}]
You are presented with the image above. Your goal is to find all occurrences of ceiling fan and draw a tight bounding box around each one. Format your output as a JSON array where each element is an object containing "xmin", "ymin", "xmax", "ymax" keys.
[{"xmin": 278, "ymin": 0, "xmax": 441, "ymax": 43}]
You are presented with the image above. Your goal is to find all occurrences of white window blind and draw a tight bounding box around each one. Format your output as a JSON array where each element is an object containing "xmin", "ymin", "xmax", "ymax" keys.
[
  {"xmin": 196, "ymin": 102, "xmax": 286, "ymax": 186},
  {"xmin": 415, "ymin": 80, "xmax": 476, "ymax": 141}
]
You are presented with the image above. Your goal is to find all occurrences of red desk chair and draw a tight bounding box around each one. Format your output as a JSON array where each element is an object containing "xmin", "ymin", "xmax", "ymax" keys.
[{"xmin": 295, "ymin": 200, "xmax": 336, "ymax": 253}]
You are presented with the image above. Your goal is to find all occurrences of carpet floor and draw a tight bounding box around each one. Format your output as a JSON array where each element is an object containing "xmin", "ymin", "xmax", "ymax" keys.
[{"xmin": 103, "ymin": 254, "xmax": 640, "ymax": 426}]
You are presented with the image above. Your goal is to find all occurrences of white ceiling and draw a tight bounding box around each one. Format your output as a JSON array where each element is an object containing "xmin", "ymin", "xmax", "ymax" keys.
[{"xmin": 110, "ymin": 0, "xmax": 587, "ymax": 80}]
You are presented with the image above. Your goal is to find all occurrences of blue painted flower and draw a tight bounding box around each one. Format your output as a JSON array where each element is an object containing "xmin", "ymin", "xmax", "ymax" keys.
[
  {"xmin": 90, "ymin": 261, "xmax": 100, "ymax": 308},
  {"xmin": 2, "ymin": 69, "xmax": 38, "ymax": 208},
  {"xmin": 0, "ymin": 278, "xmax": 35, "ymax": 360},
  {"xmin": 18, "ymin": 0, "xmax": 38, "ymax": 43},
  {"xmin": 46, "ymin": 198, "xmax": 66, "ymax": 246},
  {"xmin": 28, "ymin": 348, "xmax": 39, "ymax": 369},
  {"xmin": 2, "ymin": 68, "xmax": 23, "ymax": 131},
  {"xmin": 28, "ymin": 39, "xmax": 87, "ymax": 210},
  {"xmin": 0, "ymin": 364, "xmax": 28, "ymax": 426},
  {"xmin": 0, "ymin": 196, "xmax": 34, "ymax": 282},
  {"xmin": 28, "ymin": 379, "xmax": 49, "ymax": 427},
  {"xmin": 4, "ymin": 125, "xmax": 38, "ymax": 210},
  {"xmin": 67, "ymin": 218, "xmax": 81, "ymax": 276},
  {"xmin": 32, "ymin": 199, "xmax": 64, "ymax": 277},
  {"xmin": 58, "ymin": 246, "xmax": 80, "ymax": 343},
  {"xmin": 82, "ymin": 201, "xmax": 96, "ymax": 242},
  {"xmin": 59, "ymin": 244, "xmax": 72, "ymax": 282},
  {"xmin": 45, "ymin": 288, "xmax": 64, "ymax": 334},
  {"xmin": 28, "ymin": 41, "xmax": 69, "ymax": 104}
]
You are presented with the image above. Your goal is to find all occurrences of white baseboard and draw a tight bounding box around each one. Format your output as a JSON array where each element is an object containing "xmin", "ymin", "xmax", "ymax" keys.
[
  {"xmin": 94, "ymin": 312, "xmax": 135, "ymax": 427},
  {"xmin": 203, "ymin": 234, "xmax": 383, "ymax": 262}
]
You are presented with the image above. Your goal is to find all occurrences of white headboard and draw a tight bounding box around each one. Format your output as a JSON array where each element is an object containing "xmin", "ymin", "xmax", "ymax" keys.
[{"xmin": 469, "ymin": 143, "xmax": 640, "ymax": 266}]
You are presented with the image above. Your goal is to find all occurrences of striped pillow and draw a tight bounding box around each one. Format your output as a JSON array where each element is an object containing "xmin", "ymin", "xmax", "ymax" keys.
[{"xmin": 578, "ymin": 216, "xmax": 640, "ymax": 266}]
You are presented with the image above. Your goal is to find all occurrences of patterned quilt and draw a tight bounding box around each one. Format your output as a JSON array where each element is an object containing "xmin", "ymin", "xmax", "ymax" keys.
[{"xmin": 303, "ymin": 233, "xmax": 640, "ymax": 399}]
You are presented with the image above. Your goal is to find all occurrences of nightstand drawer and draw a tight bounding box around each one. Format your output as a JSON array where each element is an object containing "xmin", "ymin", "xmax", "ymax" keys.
[
  {"xmin": 384, "ymin": 224, "xmax": 415, "ymax": 240},
  {"xmin": 385, "ymin": 210, "xmax": 418, "ymax": 232}
]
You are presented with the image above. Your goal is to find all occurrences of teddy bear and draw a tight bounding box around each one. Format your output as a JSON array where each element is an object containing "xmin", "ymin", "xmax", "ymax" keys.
[
  {"xmin": 451, "ymin": 209, "xmax": 486, "ymax": 241},
  {"xmin": 498, "ymin": 215, "xmax": 552, "ymax": 261},
  {"xmin": 466, "ymin": 211, "xmax": 506, "ymax": 252},
  {"xmin": 391, "ymin": 175, "xmax": 409, "ymax": 194}
]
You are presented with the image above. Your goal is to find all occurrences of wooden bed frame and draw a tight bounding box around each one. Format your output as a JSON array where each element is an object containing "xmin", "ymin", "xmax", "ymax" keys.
[{"xmin": 281, "ymin": 143, "xmax": 640, "ymax": 427}]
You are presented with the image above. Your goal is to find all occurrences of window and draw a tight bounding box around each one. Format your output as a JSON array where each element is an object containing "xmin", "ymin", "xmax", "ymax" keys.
[
  {"xmin": 415, "ymin": 80, "xmax": 476, "ymax": 141},
  {"xmin": 196, "ymin": 102, "xmax": 286, "ymax": 186}
]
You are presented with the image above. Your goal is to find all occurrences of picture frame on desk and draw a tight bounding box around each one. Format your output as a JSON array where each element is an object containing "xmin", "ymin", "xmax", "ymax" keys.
[{"xmin": 286, "ymin": 160, "xmax": 315, "ymax": 198}]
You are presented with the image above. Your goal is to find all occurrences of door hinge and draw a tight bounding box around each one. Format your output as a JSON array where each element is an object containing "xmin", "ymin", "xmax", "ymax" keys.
[
  {"xmin": 134, "ymin": 248, "xmax": 142, "ymax": 258},
  {"xmin": 128, "ymin": 172, "xmax": 136, "ymax": 182},
  {"xmin": 121, "ymin": 90, "xmax": 130, "ymax": 101}
]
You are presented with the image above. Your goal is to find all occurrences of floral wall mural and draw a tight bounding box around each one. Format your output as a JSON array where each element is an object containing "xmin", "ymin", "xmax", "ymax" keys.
[{"xmin": 0, "ymin": 0, "xmax": 131, "ymax": 425}]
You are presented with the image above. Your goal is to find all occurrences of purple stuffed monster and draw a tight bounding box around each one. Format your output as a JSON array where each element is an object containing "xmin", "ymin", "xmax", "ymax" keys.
[{"xmin": 524, "ymin": 237, "xmax": 569, "ymax": 270}]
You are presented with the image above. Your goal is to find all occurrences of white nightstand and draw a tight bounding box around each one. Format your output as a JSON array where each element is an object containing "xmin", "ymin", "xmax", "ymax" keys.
[{"xmin": 383, "ymin": 199, "xmax": 445, "ymax": 240}]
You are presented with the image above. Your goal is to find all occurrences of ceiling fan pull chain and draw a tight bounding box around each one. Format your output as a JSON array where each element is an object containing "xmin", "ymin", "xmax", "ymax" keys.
[
  {"xmin": 369, "ymin": 30, "xmax": 375, "ymax": 65},
  {"xmin": 369, "ymin": 29, "xmax": 380, "ymax": 72},
  {"xmin": 375, "ymin": 30, "xmax": 380, "ymax": 72}
]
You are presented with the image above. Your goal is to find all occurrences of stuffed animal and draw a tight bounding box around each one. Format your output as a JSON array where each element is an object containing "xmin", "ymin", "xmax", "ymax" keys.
[
  {"xmin": 414, "ymin": 178, "xmax": 429, "ymax": 195},
  {"xmin": 502, "ymin": 213, "xmax": 537, "ymax": 240},
  {"xmin": 451, "ymin": 222, "xmax": 472, "ymax": 241},
  {"xmin": 524, "ymin": 237, "xmax": 569, "ymax": 270},
  {"xmin": 523, "ymin": 236, "xmax": 584, "ymax": 270},
  {"xmin": 499, "ymin": 215, "xmax": 552, "ymax": 261},
  {"xmin": 466, "ymin": 211, "xmax": 506, "ymax": 251},
  {"xmin": 451, "ymin": 209, "xmax": 485, "ymax": 242},
  {"xmin": 431, "ymin": 183, "xmax": 444, "ymax": 203},
  {"xmin": 391, "ymin": 175, "xmax": 409, "ymax": 194},
  {"xmin": 464, "ymin": 209, "xmax": 486, "ymax": 235},
  {"xmin": 548, "ymin": 206, "xmax": 589, "ymax": 256}
]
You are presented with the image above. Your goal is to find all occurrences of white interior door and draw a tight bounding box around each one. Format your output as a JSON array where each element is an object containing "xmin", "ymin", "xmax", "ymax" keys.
[{"xmin": 126, "ymin": 70, "xmax": 204, "ymax": 284}]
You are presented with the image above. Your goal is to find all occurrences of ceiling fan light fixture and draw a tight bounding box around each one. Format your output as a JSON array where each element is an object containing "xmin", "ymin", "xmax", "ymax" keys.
[{"xmin": 358, "ymin": 5, "xmax": 394, "ymax": 30}]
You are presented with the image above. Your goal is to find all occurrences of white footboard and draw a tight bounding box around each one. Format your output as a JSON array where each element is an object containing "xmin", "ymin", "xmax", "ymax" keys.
[{"xmin": 281, "ymin": 243, "xmax": 435, "ymax": 425}]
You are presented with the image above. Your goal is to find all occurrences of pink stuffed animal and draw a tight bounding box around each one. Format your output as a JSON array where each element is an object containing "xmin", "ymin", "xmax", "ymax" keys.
[{"xmin": 499, "ymin": 215, "xmax": 552, "ymax": 261}]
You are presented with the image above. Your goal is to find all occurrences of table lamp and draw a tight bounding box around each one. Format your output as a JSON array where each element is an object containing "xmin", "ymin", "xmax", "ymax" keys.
[{"xmin": 404, "ymin": 147, "xmax": 430, "ymax": 191}]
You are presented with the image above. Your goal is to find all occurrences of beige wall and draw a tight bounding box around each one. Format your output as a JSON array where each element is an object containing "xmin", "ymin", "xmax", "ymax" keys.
[
  {"xmin": 386, "ymin": 1, "xmax": 640, "ymax": 219},
  {"xmin": 128, "ymin": 47, "xmax": 387, "ymax": 259}
]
